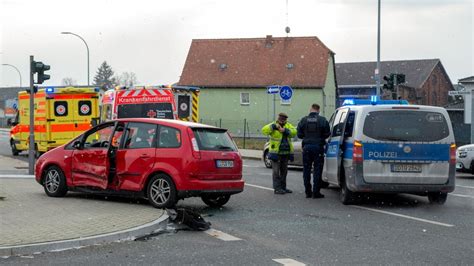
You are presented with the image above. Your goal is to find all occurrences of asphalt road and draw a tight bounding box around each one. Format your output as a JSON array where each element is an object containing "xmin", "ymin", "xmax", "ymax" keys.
[{"xmin": 2, "ymin": 156, "xmax": 473, "ymax": 265}]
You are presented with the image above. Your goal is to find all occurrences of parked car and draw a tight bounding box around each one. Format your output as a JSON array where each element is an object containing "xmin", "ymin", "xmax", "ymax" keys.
[
  {"xmin": 456, "ymin": 144, "xmax": 474, "ymax": 174},
  {"xmin": 35, "ymin": 118, "xmax": 244, "ymax": 208}
]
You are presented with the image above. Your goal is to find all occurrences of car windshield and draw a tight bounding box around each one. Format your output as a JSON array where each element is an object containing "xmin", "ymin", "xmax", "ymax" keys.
[
  {"xmin": 192, "ymin": 128, "xmax": 237, "ymax": 151},
  {"xmin": 363, "ymin": 110, "xmax": 450, "ymax": 142}
]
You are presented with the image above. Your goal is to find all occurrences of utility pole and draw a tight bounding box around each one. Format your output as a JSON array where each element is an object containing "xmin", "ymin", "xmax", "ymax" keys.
[
  {"xmin": 28, "ymin": 56, "xmax": 35, "ymax": 175},
  {"xmin": 375, "ymin": 0, "xmax": 381, "ymax": 98}
]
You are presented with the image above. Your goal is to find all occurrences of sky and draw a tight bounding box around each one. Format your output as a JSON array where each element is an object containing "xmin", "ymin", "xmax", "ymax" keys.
[{"xmin": 0, "ymin": 0, "xmax": 472, "ymax": 87}]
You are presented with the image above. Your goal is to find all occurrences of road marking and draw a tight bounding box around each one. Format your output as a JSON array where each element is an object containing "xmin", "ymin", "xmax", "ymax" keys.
[
  {"xmin": 273, "ymin": 258, "xmax": 306, "ymax": 266},
  {"xmin": 245, "ymin": 183, "xmax": 274, "ymax": 191},
  {"xmin": 456, "ymin": 185, "xmax": 474, "ymax": 189},
  {"xmin": 258, "ymin": 173, "xmax": 272, "ymax": 176},
  {"xmin": 0, "ymin": 174, "xmax": 35, "ymax": 179},
  {"xmin": 451, "ymin": 193, "xmax": 474, "ymax": 199},
  {"xmin": 204, "ymin": 229, "xmax": 241, "ymax": 241},
  {"xmin": 243, "ymin": 164, "xmax": 261, "ymax": 168},
  {"xmin": 352, "ymin": 206, "xmax": 454, "ymax": 227}
]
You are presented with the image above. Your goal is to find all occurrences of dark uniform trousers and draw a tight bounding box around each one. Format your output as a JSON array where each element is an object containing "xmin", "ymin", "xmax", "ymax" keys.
[{"xmin": 302, "ymin": 144, "xmax": 325, "ymax": 195}]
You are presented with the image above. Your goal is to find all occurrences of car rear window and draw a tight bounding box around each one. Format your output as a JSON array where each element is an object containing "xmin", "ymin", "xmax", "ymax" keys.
[
  {"xmin": 363, "ymin": 110, "xmax": 449, "ymax": 142},
  {"xmin": 193, "ymin": 128, "xmax": 237, "ymax": 151}
]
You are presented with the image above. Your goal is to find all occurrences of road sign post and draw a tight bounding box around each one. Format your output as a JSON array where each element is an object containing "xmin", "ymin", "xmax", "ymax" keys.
[
  {"xmin": 29, "ymin": 56, "xmax": 35, "ymax": 175},
  {"xmin": 267, "ymin": 86, "xmax": 280, "ymax": 120}
]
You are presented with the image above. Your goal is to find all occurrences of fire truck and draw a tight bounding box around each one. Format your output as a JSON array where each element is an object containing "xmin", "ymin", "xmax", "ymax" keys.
[
  {"xmin": 100, "ymin": 85, "xmax": 200, "ymax": 122},
  {"xmin": 9, "ymin": 87, "xmax": 100, "ymax": 157}
]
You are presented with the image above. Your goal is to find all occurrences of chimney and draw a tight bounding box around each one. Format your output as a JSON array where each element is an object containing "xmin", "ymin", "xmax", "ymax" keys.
[{"xmin": 265, "ymin": 35, "xmax": 273, "ymax": 48}]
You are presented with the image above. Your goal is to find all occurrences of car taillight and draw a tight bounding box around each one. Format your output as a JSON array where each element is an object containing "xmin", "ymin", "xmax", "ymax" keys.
[
  {"xmin": 187, "ymin": 128, "xmax": 201, "ymax": 159},
  {"xmin": 353, "ymin": 140, "xmax": 363, "ymax": 163},
  {"xmin": 450, "ymin": 143, "xmax": 456, "ymax": 164}
]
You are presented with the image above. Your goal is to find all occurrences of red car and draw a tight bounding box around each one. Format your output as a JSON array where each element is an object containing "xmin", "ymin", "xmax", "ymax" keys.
[{"xmin": 35, "ymin": 118, "xmax": 244, "ymax": 208}]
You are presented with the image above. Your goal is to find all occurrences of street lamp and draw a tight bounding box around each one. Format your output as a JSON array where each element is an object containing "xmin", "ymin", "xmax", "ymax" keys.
[
  {"xmin": 2, "ymin": 63, "xmax": 22, "ymax": 87},
  {"xmin": 61, "ymin": 31, "xmax": 90, "ymax": 85},
  {"xmin": 375, "ymin": 0, "xmax": 381, "ymax": 98}
]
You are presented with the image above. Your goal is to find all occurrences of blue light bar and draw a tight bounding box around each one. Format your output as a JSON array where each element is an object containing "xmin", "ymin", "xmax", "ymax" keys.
[
  {"xmin": 342, "ymin": 98, "xmax": 409, "ymax": 106},
  {"xmin": 46, "ymin": 87, "xmax": 54, "ymax": 93}
]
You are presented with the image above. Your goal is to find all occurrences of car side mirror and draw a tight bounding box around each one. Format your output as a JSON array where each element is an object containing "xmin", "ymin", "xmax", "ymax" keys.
[{"xmin": 73, "ymin": 140, "xmax": 82, "ymax": 150}]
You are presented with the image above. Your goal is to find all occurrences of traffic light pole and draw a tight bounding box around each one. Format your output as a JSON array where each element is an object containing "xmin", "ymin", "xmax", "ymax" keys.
[
  {"xmin": 394, "ymin": 75, "xmax": 398, "ymax": 100},
  {"xmin": 28, "ymin": 55, "xmax": 35, "ymax": 175}
]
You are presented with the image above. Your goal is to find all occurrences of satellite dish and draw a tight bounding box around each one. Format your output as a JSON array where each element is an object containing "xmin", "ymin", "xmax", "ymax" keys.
[{"xmin": 285, "ymin": 26, "xmax": 291, "ymax": 34}]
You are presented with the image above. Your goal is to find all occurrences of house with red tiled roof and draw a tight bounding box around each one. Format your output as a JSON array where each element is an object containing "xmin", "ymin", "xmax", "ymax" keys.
[{"xmin": 178, "ymin": 35, "xmax": 337, "ymax": 135}]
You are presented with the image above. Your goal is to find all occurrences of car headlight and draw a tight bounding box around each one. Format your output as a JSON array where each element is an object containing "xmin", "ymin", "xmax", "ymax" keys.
[{"xmin": 458, "ymin": 151, "xmax": 467, "ymax": 158}]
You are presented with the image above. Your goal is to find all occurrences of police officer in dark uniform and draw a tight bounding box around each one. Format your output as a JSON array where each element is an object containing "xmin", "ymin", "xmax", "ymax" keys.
[{"xmin": 297, "ymin": 104, "xmax": 331, "ymax": 198}]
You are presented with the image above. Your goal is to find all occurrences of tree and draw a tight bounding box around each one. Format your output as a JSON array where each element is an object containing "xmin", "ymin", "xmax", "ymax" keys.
[
  {"xmin": 61, "ymin": 77, "xmax": 76, "ymax": 86},
  {"xmin": 93, "ymin": 61, "xmax": 116, "ymax": 90},
  {"xmin": 115, "ymin": 72, "xmax": 138, "ymax": 87}
]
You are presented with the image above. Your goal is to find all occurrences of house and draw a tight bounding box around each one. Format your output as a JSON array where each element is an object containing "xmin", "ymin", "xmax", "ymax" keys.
[
  {"xmin": 178, "ymin": 35, "xmax": 337, "ymax": 136},
  {"xmin": 335, "ymin": 59, "xmax": 454, "ymax": 107}
]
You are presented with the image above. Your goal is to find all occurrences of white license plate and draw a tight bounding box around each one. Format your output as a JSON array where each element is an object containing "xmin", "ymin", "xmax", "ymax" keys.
[
  {"xmin": 391, "ymin": 164, "xmax": 422, "ymax": 173},
  {"xmin": 216, "ymin": 160, "xmax": 234, "ymax": 168}
]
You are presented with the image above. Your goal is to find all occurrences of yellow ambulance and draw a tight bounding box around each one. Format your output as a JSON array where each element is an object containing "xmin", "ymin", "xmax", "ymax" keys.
[{"xmin": 9, "ymin": 87, "xmax": 100, "ymax": 157}]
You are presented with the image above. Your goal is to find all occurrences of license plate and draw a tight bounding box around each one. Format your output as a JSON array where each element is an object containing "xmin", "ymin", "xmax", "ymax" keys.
[
  {"xmin": 391, "ymin": 164, "xmax": 422, "ymax": 173},
  {"xmin": 216, "ymin": 160, "xmax": 234, "ymax": 168}
]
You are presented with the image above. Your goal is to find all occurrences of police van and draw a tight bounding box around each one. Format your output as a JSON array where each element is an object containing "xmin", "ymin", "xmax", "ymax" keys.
[{"xmin": 322, "ymin": 98, "xmax": 456, "ymax": 205}]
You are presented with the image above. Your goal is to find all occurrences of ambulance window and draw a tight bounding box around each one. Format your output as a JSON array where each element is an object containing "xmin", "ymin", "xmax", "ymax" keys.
[
  {"xmin": 54, "ymin": 101, "xmax": 68, "ymax": 117},
  {"xmin": 101, "ymin": 104, "xmax": 112, "ymax": 121},
  {"xmin": 78, "ymin": 101, "xmax": 92, "ymax": 116}
]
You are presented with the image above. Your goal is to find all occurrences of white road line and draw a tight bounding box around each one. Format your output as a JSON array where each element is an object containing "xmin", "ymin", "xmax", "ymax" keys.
[
  {"xmin": 451, "ymin": 193, "xmax": 474, "ymax": 199},
  {"xmin": 273, "ymin": 258, "xmax": 306, "ymax": 266},
  {"xmin": 243, "ymin": 164, "xmax": 261, "ymax": 168},
  {"xmin": 352, "ymin": 206, "xmax": 454, "ymax": 227},
  {"xmin": 456, "ymin": 185, "xmax": 474, "ymax": 189},
  {"xmin": 204, "ymin": 229, "xmax": 241, "ymax": 241},
  {"xmin": 245, "ymin": 183, "xmax": 274, "ymax": 191},
  {"xmin": 0, "ymin": 174, "xmax": 35, "ymax": 179}
]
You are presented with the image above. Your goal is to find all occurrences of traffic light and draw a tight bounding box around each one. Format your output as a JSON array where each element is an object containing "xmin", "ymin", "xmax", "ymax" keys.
[
  {"xmin": 396, "ymin": 73, "xmax": 406, "ymax": 84},
  {"xmin": 33, "ymin": 61, "xmax": 51, "ymax": 84},
  {"xmin": 383, "ymin": 74, "xmax": 394, "ymax": 91}
]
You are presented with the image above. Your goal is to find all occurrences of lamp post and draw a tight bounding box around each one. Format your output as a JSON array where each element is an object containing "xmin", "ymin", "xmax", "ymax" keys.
[
  {"xmin": 375, "ymin": 0, "xmax": 381, "ymax": 98},
  {"xmin": 61, "ymin": 32, "xmax": 90, "ymax": 85},
  {"xmin": 2, "ymin": 63, "xmax": 22, "ymax": 87}
]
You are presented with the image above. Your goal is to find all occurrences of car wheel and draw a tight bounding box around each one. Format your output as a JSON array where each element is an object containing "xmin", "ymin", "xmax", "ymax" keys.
[
  {"xmin": 428, "ymin": 192, "xmax": 447, "ymax": 204},
  {"xmin": 201, "ymin": 195, "xmax": 231, "ymax": 208},
  {"xmin": 10, "ymin": 140, "xmax": 19, "ymax": 156},
  {"xmin": 263, "ymin": 150, "xmax": 272, "ymax": 168},
  {"xmin": 147, "ymin": 174, "xmax": 177, "ymax": 209},
  {"xmin": 339, "ymin": 171, "xmax": 356, "ymax": 205},
  {"xmin": 43, "ymin": 166, "xmax": 68, "ymax": 197}
]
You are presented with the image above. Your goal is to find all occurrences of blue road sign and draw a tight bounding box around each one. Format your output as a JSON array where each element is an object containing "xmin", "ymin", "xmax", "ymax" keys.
[
  {"xmin": 279, "ymin": 85, "xmax": 293, "ymax": 100},
  {"xmin": 267, "ymin": 85, "xmax": 280, "ymax": 94}
]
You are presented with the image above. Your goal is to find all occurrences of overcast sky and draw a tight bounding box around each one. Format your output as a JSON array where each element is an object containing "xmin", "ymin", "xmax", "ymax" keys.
[{"xmin": 0, "ymin": 0, "xmax": 472, "ymax": 87}]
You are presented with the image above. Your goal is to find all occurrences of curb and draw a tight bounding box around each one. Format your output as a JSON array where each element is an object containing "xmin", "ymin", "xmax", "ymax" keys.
[{"xmin": 0, "ymin": 214, "xmax": 169, "ymax": 257}]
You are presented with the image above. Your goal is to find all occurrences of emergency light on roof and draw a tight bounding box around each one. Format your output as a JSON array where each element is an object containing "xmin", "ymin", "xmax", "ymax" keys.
[
  {"xmin": 46, "ymin": 87, "xmax": 54, "ymax": 93},
  {"xmin": 342, "ymin": 98, "xmax": 409, "ymax": 106}
]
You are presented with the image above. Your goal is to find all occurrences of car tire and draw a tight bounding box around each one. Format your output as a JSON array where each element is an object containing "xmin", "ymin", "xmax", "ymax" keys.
[
  {"xmin": 147, "ymin": 174, "xmax": 177, "ymax": 209},
  {"xmin": 201, "ymin": 195, "xmax": 231, "ymax": 208},
  {"xmin": 471, "ymin": 161, "xmax": 474, "ymax": 175},
  {"xmin": 43, "ymin": 166, "xmax": 68, "ymax": 197},
  {"xmin": 10, "ymin": 140, "xmax": 19, "ymax": 156},
  {"xmin": 428, "ymin": 192, "xmax": 448, "ymax": 205},
  {"xmin": 339, "ymin": 171, "xmax": 356, "ymax": 205},
  {"xmin": 263, "ymin": 150, "xmax": 272, "ymax": 169}
]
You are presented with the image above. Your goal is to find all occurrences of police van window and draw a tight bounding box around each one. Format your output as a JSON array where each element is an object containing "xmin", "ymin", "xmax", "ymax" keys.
[
  {"xmin": 363, "ymin": 111, "xmax": 449, "ymax": 142},
  {"xmin": 124, "ymin": 122, "xmax": 157, "ymax": 149},
  {"xmin": 344, "ymin": 112, "xmax": 355, "ymax": 137},
  {"xmin": 331, "ymin": 110, "xmax": 347, "ymax": 137},
  {"xmin": 78, "ymin": 101, "xmax": 92, "ymax": 116},
  {"xmin": 54, "ymin": 101, "xmax": 68, "ymax": 117},
  {"xmin": 158, "ymin": 126, "xmax": 181, "ymax": 148}
]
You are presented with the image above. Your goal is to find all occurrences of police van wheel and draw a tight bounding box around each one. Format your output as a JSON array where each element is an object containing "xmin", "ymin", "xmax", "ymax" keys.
[
  {"xmin": 43, "ymin": 166, "xmax": 68, "ymax": 197},
  {"xmin": 340, "ymin": 174, "xmax": 355, "ymax": 205},
  {"xmin": 263, "ymin": 150, "xmax": 272, "ymax": 169},
  {"xmin": 10, "ymin": 140, "xmax": 19, "ymax": 156},
  {"xmin": 428, "ymin": 192, "xmax": 447, "ymax": 205},
  {"xmin": 470, "ymin": 161, "xmax": 474, "ymax": 175},
  {"xmin": 201, "ymin": 195, "xmax": 231, "ymax": 208}
]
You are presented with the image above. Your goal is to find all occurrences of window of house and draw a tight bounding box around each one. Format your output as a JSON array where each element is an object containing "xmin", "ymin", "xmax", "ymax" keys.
[{"xmin": 240, "ymin": 92, "xmax": 250, "ymax": 105}]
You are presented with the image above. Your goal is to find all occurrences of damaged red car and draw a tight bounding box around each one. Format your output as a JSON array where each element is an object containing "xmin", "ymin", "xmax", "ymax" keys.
[{"xmin": 35, "ymin": 118, "xmax": 244, "ymax": 208}]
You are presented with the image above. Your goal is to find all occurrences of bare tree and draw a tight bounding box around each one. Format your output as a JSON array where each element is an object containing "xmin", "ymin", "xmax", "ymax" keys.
[
  {"xmin": 61, "ymin": 77, "xmax": 77, "ymax": 86},
  {"xmin": 115, "ymin": 72, "xmax": 138, "ymax": 87}
]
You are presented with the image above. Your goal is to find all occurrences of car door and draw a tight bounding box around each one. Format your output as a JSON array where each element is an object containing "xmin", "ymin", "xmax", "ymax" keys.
[
  {"xmin": 115, "ymin": 122, "xmax": 157, "ymax": 191},
  {"xmin": 323, "ymin": 108, "xmax": 348, "ymax": 184},
  {"xmin": 71, "ymin": 122, "xmax": 116, "ymax": 189},
  {"xmin": 292, "ymin": 139, "xmax": 303, "ymax": 166}
]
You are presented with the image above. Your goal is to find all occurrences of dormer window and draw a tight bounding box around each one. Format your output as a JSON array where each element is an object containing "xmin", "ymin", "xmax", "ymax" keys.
[
  {"xmin": 286, "ymin": 63, "xmax": 294, "ymax": 70},
  {"xmin": 219, "ymin": 63, "xmax": 228, "ymax": 70}
]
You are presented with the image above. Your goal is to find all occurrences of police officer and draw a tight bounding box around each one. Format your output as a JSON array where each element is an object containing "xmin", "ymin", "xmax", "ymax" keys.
[
  {"xmin": 262, "ymin": 113, "xmax": 297, "ymax": 194},
  {"xmin": 297, "ymin": 104, "xmax": 330, "ymax": 198}
]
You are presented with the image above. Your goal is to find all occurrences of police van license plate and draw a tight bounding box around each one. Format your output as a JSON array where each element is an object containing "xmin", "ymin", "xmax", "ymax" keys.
[
  {"xmin": 391, "ymin": 164, "xmax": 422, "ymax": 173},
  {"xmin": 216, "ymin": 160, "xmax": 234, "ymax": 168}
]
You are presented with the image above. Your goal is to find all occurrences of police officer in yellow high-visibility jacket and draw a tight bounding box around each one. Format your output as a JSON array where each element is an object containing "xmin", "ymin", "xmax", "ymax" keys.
[{"xmin": 262, "ymin": 113, "xmax": 297, "ymax": 194}]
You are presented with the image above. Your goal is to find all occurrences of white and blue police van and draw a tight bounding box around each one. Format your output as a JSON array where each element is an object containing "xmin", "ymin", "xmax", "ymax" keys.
[{"xmin": 322, "ymin": 98, "xmax": 457, "ymax": 205}]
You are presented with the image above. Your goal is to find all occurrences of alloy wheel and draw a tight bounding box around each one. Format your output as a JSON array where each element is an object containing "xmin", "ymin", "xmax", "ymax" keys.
[
  {"xmin": 150, "ymin": 178, "xmax": 171, "ymax": 205},
  {"xmin": 45, "ymin": 169, "xmax": 60, "ymax": 194}
]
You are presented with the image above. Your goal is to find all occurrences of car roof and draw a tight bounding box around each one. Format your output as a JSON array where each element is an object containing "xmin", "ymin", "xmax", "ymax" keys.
[
  {"xmin": 112, "ymin": 118, "xmax": 220, "ymax": 129},
  {"xmin": 338, "ymin": 104, "xmax": 447, "ymax": 112}
]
